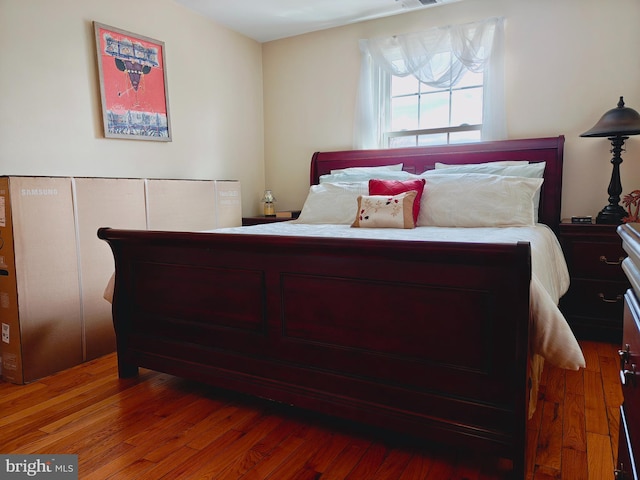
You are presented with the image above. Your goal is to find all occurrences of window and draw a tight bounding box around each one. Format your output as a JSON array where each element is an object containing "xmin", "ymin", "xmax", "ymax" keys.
[
  {"xmin": 354, "ymin": 17, "xmax": 505, "ymax": 150},
  {"xmin": 386, "ymin": 68, "xmax": 483, "ymax": 147}
]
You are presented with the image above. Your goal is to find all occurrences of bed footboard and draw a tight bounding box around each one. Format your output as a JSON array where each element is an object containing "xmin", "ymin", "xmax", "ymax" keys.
[{"xmin": 98, "ymin": 227, "xmax": 531, "ymax": 477}]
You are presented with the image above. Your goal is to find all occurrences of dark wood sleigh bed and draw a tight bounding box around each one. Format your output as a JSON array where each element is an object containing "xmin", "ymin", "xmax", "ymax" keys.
[{"xmin": 99, "ymin": 136, "xmax": 567, "ymax": 478}]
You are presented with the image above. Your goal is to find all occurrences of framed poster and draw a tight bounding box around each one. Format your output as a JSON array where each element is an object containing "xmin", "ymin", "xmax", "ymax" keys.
[{"xmin": 94, "ymin": 22, "xmax": 172, "ymax": 141}]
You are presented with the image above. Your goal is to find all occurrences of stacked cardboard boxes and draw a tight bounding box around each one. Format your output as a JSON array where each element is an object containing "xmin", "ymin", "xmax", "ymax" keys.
[{"xmin": 0, "ymin": 177, "xmax": 241, "ymax": 383}]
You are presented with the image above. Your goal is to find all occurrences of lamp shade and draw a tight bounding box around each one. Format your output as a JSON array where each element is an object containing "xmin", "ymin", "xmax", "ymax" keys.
[{"xmin": 581, "ymin": 96, "xmax": 640, "ymax": 137}]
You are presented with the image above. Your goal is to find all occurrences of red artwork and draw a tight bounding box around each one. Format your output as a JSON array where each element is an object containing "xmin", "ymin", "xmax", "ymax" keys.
[{"xmin": 94, "ymin": 22, "xmax": 171, "ymax": 141}]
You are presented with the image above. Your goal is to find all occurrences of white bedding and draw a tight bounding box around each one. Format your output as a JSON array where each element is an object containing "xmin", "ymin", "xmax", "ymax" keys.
[
  {"xmin": 102, "ymin": 220, "xmax": 583, "ymax": 418},
  {"xmin": 212, "ymin": 221, "xmax": 586, "ymax": 373}
]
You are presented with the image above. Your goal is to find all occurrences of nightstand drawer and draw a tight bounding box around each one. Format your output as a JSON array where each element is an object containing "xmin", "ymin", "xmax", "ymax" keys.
[
  {"xmin": 242, "ymin": 211, "xmax": 300, "ymax": 226},
  {"xmin": 562, "ymin": 278, "xmax": 626, "ymax": 319},
  {"xmin": 566, "ymin": 240, "xmax": 627, "ymax": 280},
  {"xmin": 243, "ymin": 216, "xmax": 288, "ymax": 226}
]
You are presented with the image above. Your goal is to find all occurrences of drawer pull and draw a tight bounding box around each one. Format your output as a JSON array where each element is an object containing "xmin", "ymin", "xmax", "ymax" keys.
[
  {"xmin": 615, "ymin": 465, "xmax": 628, "ymax": 479},
  {"xmin": 600, "ymin": 255, "xmax": 624, "ymax": 266},
  {"xmin": 621, "ymin": 363, "xmax": 637, "ymax": 386},
  {"xmin": 619, "ymin": 344, "xmax": 631, "ymax": 369},
  {"xmin": 598, "ymin": 293, "xmax": 623, "ymax": 303}
]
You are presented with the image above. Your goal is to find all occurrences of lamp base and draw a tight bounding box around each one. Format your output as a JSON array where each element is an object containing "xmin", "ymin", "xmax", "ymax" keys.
[{"xmin": 595, "ymin": 204, "xmax": 627, "ymax": 224}]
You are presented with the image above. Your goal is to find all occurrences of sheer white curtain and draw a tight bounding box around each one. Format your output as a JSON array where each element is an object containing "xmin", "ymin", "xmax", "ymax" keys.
[{"xmin": 354, "ymin": 17, "xmax": 505, "ymax": 149}]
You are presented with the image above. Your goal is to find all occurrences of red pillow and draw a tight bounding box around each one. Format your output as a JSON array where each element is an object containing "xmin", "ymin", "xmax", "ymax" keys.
[{"xmin": 368, "ymin": 178, "xmax": 425, "ymax": 224}]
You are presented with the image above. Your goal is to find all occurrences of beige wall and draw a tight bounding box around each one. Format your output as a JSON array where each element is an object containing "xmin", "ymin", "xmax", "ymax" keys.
[
  {"xmin": 3, "ymin": 0, "xmax": 640, "ymax": 219},
  {"xmin": 0, "ymin": 0, "xmax": 264, "ymax": 216},
  {"xmin": 263, "ymin": 0, "xmax": 640, "ymax": 219}
]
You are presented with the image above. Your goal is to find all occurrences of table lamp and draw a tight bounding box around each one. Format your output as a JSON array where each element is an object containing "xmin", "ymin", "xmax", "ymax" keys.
[{"xmin": 581, "ymin": 97, "xmax": 640, "ymax": 224}]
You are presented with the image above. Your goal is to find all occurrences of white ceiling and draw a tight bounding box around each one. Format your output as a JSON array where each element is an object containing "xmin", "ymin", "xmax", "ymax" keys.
[{"xmin": 173, "ymin": 0, "xmax": 461, "ymax": 43}]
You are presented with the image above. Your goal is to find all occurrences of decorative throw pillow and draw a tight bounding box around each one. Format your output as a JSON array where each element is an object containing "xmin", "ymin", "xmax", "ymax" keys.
[
  {"xmin": 351, "ymin": 191, "xmax": 417, "ymax": 229},
  {"xmin": 368, "ymin": 178, "xmax": 426, "ymax": 224}
]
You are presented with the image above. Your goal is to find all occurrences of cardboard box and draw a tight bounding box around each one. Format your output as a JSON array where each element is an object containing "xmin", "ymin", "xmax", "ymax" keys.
[
  {"xmin": 0, "ymin": 177, "xmax": 83, "ymax": 384},
  {"xmin": 74, "ymin": 178, "xmax": 146, "ymax": 360},
  {"xmin": 145, "ymin": 179, "xmax": 241, "ymax": 230},
  {"xmin": 146, "ymin": 179, "xmax": 218, "ymax": 231},
  {"xmin": 214, "ymin": 181, "xmax": 242, "ymax": 228},
  {"xmin": 0, "ymin": 176, "xmax": 242, "ymax": 383}
]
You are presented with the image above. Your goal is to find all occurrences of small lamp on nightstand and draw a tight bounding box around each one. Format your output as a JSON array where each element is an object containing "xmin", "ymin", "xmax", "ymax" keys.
[
  {"xmin": 581, "ymin": 96, "xmax": 640, "ymax": 224},
  {"xmin": 261, "ymin": 189, "xmax": 276, "ymax": 217}
]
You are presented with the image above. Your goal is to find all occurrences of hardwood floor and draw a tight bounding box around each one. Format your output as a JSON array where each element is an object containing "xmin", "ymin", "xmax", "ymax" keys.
[{"xmin": 0, "ymin": 340, "xmax": 622, "ymax": 479}]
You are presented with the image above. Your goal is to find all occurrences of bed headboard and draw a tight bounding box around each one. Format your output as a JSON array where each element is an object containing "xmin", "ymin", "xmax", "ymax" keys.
[{"xmin": 310, "ymin": 136, "xmax": 565, "ymax": 231}]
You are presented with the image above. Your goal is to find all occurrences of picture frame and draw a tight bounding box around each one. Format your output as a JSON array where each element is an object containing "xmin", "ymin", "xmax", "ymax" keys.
[{"xmin": 93, "ymin": 22, "xmax": 172, "ymax": 141}]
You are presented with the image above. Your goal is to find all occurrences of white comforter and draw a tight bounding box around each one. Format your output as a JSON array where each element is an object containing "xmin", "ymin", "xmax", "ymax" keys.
[{"xmin": 212, "ymin": 221, "xmax": 586, "ymax": 372}]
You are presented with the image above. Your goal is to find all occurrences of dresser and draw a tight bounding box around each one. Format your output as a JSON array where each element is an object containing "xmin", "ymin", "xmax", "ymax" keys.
[
  {"xmin": 616, "ymin": 223, "xmax": 640, "ymax": 480},
  {"xmin": 559, "ymin": 221, "xmax": 629, "ymax": 342}
]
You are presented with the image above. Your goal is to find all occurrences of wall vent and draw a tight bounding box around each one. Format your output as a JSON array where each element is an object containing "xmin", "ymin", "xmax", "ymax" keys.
[{"xmin": 400, "ymin": 0, "xmax": 439, "ymax": 8}]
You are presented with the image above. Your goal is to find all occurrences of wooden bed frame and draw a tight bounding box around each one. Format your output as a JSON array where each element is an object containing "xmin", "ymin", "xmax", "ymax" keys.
[{"xmin": 99, "ymin": 135, "xmax": 565, "ymax": 478}]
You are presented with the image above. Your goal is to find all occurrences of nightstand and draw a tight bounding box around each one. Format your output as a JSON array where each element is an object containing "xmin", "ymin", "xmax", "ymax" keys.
[
  {"xmin": 242, "ymin": 211, "xmax": 300, "ymax": 226},
  {"xmin": 558, "ymin": 221, "xmax": 630, "ymax": 342}
]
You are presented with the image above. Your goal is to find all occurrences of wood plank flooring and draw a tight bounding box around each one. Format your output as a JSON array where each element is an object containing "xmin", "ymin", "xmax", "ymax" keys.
[{"xmin": 0, "ymin": 340, "xmax": 622, "ymax": 479}]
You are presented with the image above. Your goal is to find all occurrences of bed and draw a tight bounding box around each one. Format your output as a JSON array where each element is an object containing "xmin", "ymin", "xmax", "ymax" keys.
[{"xmin": 98, "ymin": 135, "xmax": 584, "ymax": 478}]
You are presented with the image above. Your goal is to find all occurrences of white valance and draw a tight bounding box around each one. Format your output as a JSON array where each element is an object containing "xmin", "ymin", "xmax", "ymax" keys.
[{"xmin": 354, "ymin": 17, "xmax": 506, "ymax": 149}]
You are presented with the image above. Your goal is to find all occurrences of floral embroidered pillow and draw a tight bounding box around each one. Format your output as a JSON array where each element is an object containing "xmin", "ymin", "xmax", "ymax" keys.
[{"xmin": 351, "ymin": 191, "xmax": 417, "ymax": 229}]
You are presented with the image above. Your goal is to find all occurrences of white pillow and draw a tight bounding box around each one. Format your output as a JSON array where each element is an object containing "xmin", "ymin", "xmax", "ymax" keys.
[
  {"xmin": 330, "ymin": 164, "xmax": 403, "ymax": 174},
  {"xmin": 296, "ymin": 182, "xmax": 368, "ymax": 224},
  {"xmin": 320, "ymin": 170, "xmax": 418, "ymax": 184},
  {"xmin": 434, "ymin": 160, "xmax": 529, "ymax": 169},
  {"xmin": 423, "ymin": 162, "xmax": 546, "ymax": 220},
  {"xmin": 426, "ymin": 163, "xmax": 544, "ymax": 177},
  {"xmin": 417, "ymin": 173, "xmax": 543, "ymax": 227}
]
